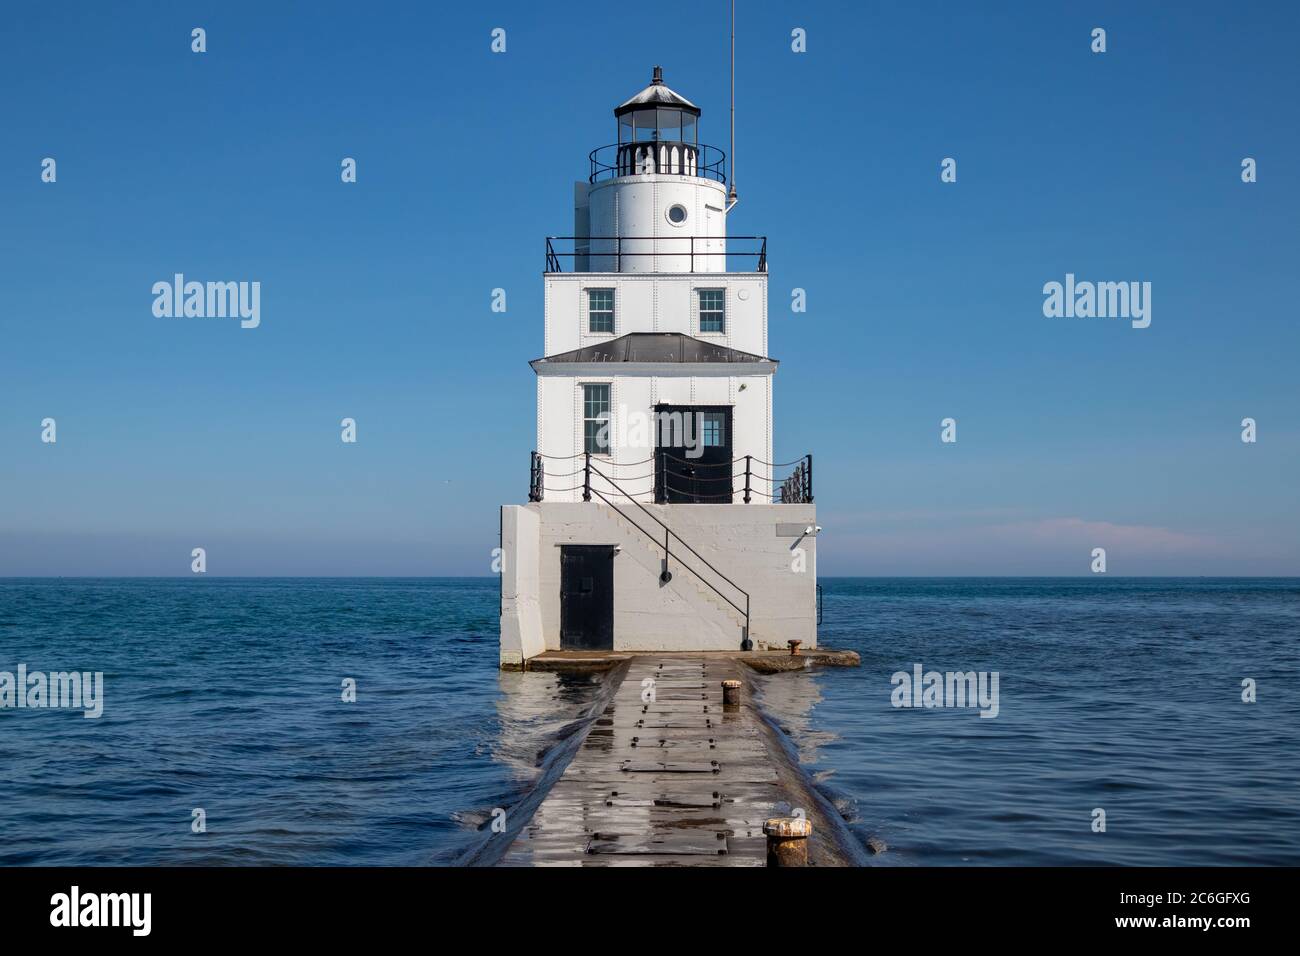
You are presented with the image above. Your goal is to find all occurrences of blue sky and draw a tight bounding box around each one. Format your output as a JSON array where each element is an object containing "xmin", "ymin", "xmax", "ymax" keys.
[{"xmin": 2, "ymin": 1, "xmax": 1297, "ymax": 575}]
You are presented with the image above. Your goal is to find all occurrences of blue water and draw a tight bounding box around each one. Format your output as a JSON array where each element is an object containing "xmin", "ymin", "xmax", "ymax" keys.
[
  {"xmin": 778, "ymin": 578, "xmax": 1300, "ymax": 865},
  {"xmin": 2, "ymin": 577, "xmax": 1297, "ymax": 865},
  {"xmin": 0, "ymin": 578, "xmax": 605, "ymax": 866}
]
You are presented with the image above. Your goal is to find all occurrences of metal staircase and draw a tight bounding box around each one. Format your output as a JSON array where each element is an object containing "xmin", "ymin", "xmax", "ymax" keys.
[{"xmin": 584, "ymin": 462, "xmax": 752, "ymax": 649}]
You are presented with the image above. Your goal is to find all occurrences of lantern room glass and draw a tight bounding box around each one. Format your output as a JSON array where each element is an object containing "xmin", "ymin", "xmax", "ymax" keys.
[
  {"xmin": 634, "ymin": 109, "xmax": 656, "ymax": 142},
  {"xmin": 656, "ymin": 109, "xmax": 681, "ymax": 142},
  {"xmin": 618, "ymin": 107, "xmax": 697, "ymax": 145},
  {"xmin": 681, "ymin": 113, "xmax": 696, "ymax": 144}
]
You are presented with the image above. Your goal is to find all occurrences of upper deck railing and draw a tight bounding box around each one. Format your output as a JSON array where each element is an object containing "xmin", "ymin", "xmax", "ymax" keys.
[
  {"xmin": 529, "ymin": 451, "xmax": 812, "ymax": 505},
  {"xmin": 589, "ymin": 142, "xmax": 726, "ymax": 184},
  {"xmin": 545, "ymin": 235, "xmax": 766, "ymax": 273}
]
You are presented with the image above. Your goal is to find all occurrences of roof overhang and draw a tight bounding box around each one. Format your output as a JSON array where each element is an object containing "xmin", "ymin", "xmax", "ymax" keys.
[
  {"xmin": 533, "ymin": 361, "xmax": 777, "ymax": 377},
  {"xmin": 530, "ymin": 332, "xmax": 778, "ymax": 371}
]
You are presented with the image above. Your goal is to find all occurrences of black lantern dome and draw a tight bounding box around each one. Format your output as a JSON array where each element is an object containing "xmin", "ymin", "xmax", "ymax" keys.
[{"xmin": 615, "ymin": 65, "xmax": 700, "ymax": 146}]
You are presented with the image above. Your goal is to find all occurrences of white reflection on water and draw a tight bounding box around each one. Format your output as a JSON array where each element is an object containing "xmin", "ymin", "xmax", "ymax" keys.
[
  {"xmin": 748, "ymin": 667, "xmax": 839, "ymax": 770},
  {"xmin": 491, "ymin": 670, "xmax": 609, "ymax": 779}
]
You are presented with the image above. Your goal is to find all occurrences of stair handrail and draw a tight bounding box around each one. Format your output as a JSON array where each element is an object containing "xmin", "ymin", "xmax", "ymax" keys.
[{"xmin": 585, "ymin": 460, "xmax": 751, "ymax": 646}]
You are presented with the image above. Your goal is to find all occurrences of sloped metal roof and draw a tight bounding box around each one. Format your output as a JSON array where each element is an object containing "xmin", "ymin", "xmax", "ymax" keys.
[
  {"xmin": 531, "ymin": 333, "xmax": 776, "ymax": 368},
  {"xmin": 615, "ymin": 67, "xmax": 700, "ymax": 116}
]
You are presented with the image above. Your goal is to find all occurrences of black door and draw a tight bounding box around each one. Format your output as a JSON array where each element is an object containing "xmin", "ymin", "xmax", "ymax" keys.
[
  {"xmin": 654, "ymin": 405, "xmax": 733, "ymax": 503},
  {"xmin": 560, "ymin": 545, "xmax": 615, "ymax": 650}
]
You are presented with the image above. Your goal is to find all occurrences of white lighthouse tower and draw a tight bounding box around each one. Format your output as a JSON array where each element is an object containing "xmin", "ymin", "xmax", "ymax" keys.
[{"xmin": 500, "ymin": 67, "xmax": 818, "ymax": 668}]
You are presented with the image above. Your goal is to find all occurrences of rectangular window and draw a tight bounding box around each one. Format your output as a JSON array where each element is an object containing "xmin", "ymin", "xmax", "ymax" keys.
[
  {"xmin": 583, "ymin": 384, "xmax": 611, "ymax": 455},
  {"xmin": 698, "ymin": 289, "xmax": 725, "ymax": 333},
  {"xmin": 588, "ymin": 289, "xmax": 614, "ymax": 334},
  {"xmin": 701, "ymin": 412, "xmax": 725, "ymax": 447}
]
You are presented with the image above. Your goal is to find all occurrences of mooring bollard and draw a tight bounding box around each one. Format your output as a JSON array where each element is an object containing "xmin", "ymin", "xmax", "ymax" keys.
[
  {"xmin": 763, "ymin": 816, "xmax": 812, "ymax": 867},
  {"xmin": 787, "ymin": 639, "xmax": 802, "ymax": 656},
  {"xmin": 721, "ymin": 679, "xmax": 742, "ymax": 707}
]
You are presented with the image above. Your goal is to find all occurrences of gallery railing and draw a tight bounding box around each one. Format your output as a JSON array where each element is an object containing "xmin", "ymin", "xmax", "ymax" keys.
[
  {"xmin": 589, "ymin": 142, "xmax": 727, "ymax": 184},
  {"xmin": 779, "ymin": 456, "xmax": 813, "ymax": 505},
  {"xmin": 529, "ymin": 451, "xmax": 812, "ymax": 504},
  {"xmin": 544, "ymin": 235, "xmax": 767, "ymax": 273},
  {"xmin": 528, "ymin": 451, "xmax": 544, "ymax": 503}
]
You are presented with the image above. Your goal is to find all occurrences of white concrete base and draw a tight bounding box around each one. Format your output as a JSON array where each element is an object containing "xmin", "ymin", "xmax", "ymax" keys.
[
  {"xmin": 499, "ymin": 501, "xmax": 817, "ymax": 666},
  {"xmin": 499, "ymin": 505, "xmax": 545, "ymax": 667}
]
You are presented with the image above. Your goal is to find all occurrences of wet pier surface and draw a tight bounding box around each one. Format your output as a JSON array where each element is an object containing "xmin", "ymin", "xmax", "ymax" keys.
[{"xmin": 500, "ymin": 654, "xmax": 860, "ymax": 866}]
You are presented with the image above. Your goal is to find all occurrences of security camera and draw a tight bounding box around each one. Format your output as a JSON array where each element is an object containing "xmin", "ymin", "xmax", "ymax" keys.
[{"xmin": 804, "ymin": 525, "xmax": 823, "ymax": 536}]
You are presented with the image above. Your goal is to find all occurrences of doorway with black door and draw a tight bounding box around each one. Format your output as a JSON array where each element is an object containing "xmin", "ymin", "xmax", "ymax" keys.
[
  {"xmin": 559, "ymin": 544, "xmax": 615, "ymax": 650},
  {"xmin": 654, "ymin": 404, "xmax": 733, "ymax": 503}
]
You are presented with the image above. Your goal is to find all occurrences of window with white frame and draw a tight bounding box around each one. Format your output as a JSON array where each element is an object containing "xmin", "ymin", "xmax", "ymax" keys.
[
  {"xmin": 701, "ymin": 412, "xmax": 725, "ymax": 447},
  {"xmin": 588, "ymin": 289, "xmax": 614, "ymax": 334},
  {"xmin": 582, "ymin": 383, "xmax": 611, "ymax": 455},
  {"xmin": 698, "ymin": 289, "xmax": 725, "ymax": 333}
]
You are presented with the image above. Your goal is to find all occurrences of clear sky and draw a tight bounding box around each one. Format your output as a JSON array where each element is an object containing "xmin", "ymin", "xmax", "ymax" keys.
[{"xmin": 2, "ymin": 1, "xmax": 1297, "ymax": 576}]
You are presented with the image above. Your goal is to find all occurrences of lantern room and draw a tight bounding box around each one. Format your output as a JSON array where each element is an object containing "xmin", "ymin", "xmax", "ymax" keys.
[{"xmin": 596, "ymin": 66, "xmax": 724, "ymax": 182}]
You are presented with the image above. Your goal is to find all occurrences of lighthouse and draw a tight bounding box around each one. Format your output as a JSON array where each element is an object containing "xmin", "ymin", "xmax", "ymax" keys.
[{"xmin": 500, "ymin": 67, "xmax": 817, "ymax": 668}]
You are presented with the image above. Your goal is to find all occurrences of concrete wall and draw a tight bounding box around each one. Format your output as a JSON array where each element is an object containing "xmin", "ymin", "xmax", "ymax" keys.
[
  {"xmin": 535, "ymin": 368, "xmax": 774, "ymax": 503},
  {"xmin": 499, "ymin": 501, "xmax": 817, "ymax": 665},
  {"xmin": 499, "ymin": 505, "xmax": 544, "ymax": 668}
]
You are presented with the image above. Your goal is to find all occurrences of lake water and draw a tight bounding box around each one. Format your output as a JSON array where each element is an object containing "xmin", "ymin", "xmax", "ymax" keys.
[{"xmin": 2, "ymin": 577, "xmax": 1297, "ymax": 865}]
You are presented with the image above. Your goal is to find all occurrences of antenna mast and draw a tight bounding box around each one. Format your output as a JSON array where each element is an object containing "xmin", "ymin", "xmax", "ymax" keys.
[{"xmin": 727, "ymin": 0, "xmax": 738, "ymax": 212}]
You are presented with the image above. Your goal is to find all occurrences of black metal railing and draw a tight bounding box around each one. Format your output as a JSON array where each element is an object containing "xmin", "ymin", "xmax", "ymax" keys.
[
  {"xmin": 529, "ymin": 451, "xmax": 544, "ymax": 502},
  {"xmin": 589, "ymin": 142, "xmax": 726, "ymax": 184},
  {"xmin": 780, "ymin": 456, "xmax": 813, "ymax": 504},
  {"xmin": 529, "ymin": 450, "xmax": 812, "ymax": 505},
  {"xmin": 544, "ymin": 235, "xmax": 766, "ymax": 274}
]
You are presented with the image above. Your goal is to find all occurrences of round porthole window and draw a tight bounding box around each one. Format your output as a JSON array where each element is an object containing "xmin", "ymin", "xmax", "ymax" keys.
[{"xmin": 666, "ymin": 204, "xmax": 688, "ymax": 225}]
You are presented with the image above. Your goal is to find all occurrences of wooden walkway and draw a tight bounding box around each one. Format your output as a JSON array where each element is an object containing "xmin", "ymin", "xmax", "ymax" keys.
[{"xmin": 500, "ymin": 654, "xmax": 857, "ymax": 866}]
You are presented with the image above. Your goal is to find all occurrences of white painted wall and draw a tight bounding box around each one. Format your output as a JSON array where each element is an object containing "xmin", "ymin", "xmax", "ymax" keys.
[
  {"xmin": 585, "ymin": 174, "xmax": 728, "ymax": 274},
  {"xmin": 535, "ymin": 367, "xmax": 774, "ymax": 503},
  {"xmin": 499, "ymin": 501, "xmax": 818, "ymax": 664},
  {"xmin": 543, "ymin": 273, "xmax": 768, "ymax": 358}
]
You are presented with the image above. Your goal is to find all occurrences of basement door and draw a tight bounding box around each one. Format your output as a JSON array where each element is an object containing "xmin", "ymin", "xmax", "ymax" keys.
[
  {"xmin": 559, "ymin": 545, "xmax": 615, "ymax": 650},
  {"xmin": 654, "ymin": 405, "xmax": 733, "ymax": 504}
]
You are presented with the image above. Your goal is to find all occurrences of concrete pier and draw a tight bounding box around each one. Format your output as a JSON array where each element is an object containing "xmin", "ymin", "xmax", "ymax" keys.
[{"xmin": 500, "ymin": 653, "xmax": 863, "ymax": 866}]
